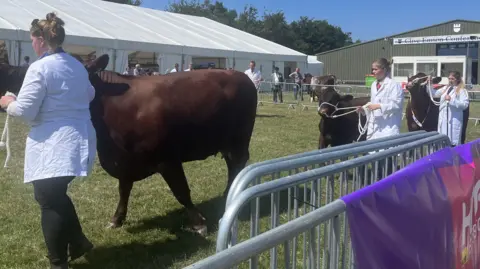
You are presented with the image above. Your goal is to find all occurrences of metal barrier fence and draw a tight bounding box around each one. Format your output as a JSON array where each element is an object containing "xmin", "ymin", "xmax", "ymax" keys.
[
  {"xmin": 184, "ymin": 133, "xmax": 451, "ymax": 269},
  {"xmin": 219, "ymin": 132, "xmax": 448, "ymax": 263}
]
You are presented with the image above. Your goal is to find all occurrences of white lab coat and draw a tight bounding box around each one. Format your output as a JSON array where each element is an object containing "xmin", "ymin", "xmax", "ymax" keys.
[
  {"xmin": 245, "ymin": 68, "xmax": 262, "ymax": 89},
  {"xmin": 6, "ymin": 52, "xmax": 97, "ymax": 183},
  {"xmin": 367, "ymin": 77, "xmax": 404, "ymax": 140},
  {"xmin": 430, "ymin": 85, "xmax": 469, "ymax": 146}
]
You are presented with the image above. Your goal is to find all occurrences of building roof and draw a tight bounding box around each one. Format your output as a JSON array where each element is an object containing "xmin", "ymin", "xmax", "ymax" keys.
[
  {"xmin": 316, "ymin": 19, "xmax": 480, "ymax": 56},
  {"xmin": 0, "ymin": 0, "xmax": 306, "ymax": 62}
]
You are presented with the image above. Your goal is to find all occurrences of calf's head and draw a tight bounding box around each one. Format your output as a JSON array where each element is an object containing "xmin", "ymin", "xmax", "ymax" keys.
[
  {"xmin": 311, "ymin": 75, "xmax": 339, "ymax": 115},
  {"xmin": 406, "ymin": 72, "xmax": 442, "ymax": 95}
]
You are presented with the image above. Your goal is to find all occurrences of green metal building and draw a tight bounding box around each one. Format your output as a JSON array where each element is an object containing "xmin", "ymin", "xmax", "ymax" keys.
[{"xmin": 316, "ymin": 19, "xmax": 480, "ymax": 84}]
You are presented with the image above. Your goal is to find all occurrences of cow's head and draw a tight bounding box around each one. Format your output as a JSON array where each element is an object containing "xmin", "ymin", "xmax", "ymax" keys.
[
  {"xmin": 310, "ymin": 75, "xmax": 337, "ymax": 114},
  {"xmin": 406, "ymin": 72, "xmax": 442, "ymax": 94},
  {"xmin": 303, "ymin": 73, "xmax": 313, "ymax": 84},
  {"xmin": 0, "ymin": 64, "xmax": 29, "ymax": 96}
]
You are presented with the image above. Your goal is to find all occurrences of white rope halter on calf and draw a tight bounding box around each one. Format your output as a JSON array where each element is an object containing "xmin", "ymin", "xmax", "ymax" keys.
[
  {"xmin": 0, "ymin": 91, "xmax": 16, "ymax": 168},
  {"xmin": 318, "ymin": 101, "xmax": 373, "ymax": 142}
]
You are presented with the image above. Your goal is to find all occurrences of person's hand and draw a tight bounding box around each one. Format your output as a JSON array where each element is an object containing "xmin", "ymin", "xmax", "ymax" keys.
[
  {"xmin": 356, "ymin": 106, "xmax": 363, "ymax": 113},
  {"xmin": 445, "ymin": 95, "xmax": 451, "ymax": 101},
  {"xmin": 0, "ymin": 96, "xmax": 15, "ymax": 109},
  {"xmin": 367, "ymin": 103, "xmax": 381, "ymax": 111}
]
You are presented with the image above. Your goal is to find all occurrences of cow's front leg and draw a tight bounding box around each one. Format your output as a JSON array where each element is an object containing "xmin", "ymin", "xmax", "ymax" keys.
[
  {"xmin": 158, "ymin": 162, "xmax": 207, "ymax": 236},
  {"xmin": 318, "ymin": 134, "xmax": 326, "ymax": 149},
  {"xmin": 108, "ymin": 179, "xmax": 134, "ymax": 228}
]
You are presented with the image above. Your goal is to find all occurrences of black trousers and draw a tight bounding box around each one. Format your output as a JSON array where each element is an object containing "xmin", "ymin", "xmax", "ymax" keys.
[{"xmin": 32, "ymin": 176, "xmax": 84, "ymax": 265}]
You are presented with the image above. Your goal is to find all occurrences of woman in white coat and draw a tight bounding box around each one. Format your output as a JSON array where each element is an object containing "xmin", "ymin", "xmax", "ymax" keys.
[
  {"xmin": 361, "ymin": 58, "xmax": 404, "ymax": 140},
  {"xmin": 0, "ymin": 13, "xmax": 96, "ymax": 269},
  {"xmin": 428, "ymin": 71, "xmax": 469, "ymax": 146},
  {"xmin": 358, "ymin": 58, "xmax": 404, "ymax": 178}
]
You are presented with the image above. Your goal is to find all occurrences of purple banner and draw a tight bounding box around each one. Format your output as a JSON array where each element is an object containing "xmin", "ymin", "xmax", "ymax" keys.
[{"xmin": 342, "ymin": 139, "xmax": 480, "ymax": 269}]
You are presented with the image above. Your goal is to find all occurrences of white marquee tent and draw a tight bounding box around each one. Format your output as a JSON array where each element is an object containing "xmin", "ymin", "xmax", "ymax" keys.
[{"xmin": 0, "ymin": 0, "xmax": 307, "ymax": 74}]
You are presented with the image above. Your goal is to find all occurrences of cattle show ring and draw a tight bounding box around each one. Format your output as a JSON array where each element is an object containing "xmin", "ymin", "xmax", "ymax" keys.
[{"xmin": 1, "ymin": 2, "xmax": 480, "ymax": 269}]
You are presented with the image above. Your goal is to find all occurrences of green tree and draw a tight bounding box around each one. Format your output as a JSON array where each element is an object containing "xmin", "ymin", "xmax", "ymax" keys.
[
  {"xmin": 164, "ymin": 1, "xmax": 354, "ymax": 55},
  {"xmin": 235, "ymin": 5, "xmax": 261, "ymax": 35},
  {"xmin": 103, "ymin": 0, "xmax": 141, "ymax": 6},
  {"xmin": 166, "ymin": 0, "xmax": 237, "ymax": 27},
  {"xmin": 260, "ymin": 11, "xmax": 293, "ymax": 48}
]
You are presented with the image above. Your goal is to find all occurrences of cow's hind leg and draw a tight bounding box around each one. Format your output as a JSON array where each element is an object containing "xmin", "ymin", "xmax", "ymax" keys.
[
  {"xmin": 157, "ymin": 162, "xmax": 207, "ymax": 236},
  {"xmin": 222, "ymin": 148, "xmax": 250, "ymax": 197},
  {"xmin": 109, "ymin": 179, "xmax": 134, "ymax": 228}
]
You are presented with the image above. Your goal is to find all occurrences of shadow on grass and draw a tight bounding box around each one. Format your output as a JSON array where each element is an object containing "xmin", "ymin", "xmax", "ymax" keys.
[{"xmin": 71, "ymin": 196, "xmax": 225, "ymax": 269}]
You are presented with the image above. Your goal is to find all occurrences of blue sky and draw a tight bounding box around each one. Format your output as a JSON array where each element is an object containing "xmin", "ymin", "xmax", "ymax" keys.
[{"xmin": 142, "ymin": 0, "xmax": 479, "ymax": 41}]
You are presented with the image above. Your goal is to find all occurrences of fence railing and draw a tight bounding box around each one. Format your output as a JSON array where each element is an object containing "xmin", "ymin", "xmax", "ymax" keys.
[
  {"xmin": 184, "ymin": 133, "xmax": 451, "ymax": 269},
  {"xmin": 223, "ymin": 131, "xmax": 430, "ymax": 253},
  {"xmin": 226, "ymin": 130, "xmax": 427, "ymax": 207},
  {"xmin": 219, "ymin": 132, "xmax": 449, "ymax": 265}
]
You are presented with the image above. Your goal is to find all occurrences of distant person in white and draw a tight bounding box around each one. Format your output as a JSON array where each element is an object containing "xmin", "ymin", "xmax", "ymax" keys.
[
  {"xmin": 133, "ymin": 64, "xmax": 141, "ymax": 76},
  {"xmin": 22, "ymin": 56, "xmax": 30, "ymax": 67},
  {"xmin": 245, "ymin": 60, "xmax": 262, "ymax": 88},
  {"xmin": 427, "ymin": 71, "xmax": 469, "ymax": 146},
  {"xmin": 0, "ymin": 12, "xmax": 96, "ymax": 269},
  {"xmin": 170, "ymin": 63, "xmax": 180, "ymax": 73},
  {"xmin": 184, "ymin": 63, "xmax": 193, "ymax": 71}
]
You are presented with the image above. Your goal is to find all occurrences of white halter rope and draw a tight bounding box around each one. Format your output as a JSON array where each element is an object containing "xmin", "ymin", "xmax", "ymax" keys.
[
  {"xmin": 411, "ymin": 75, "xmax": 441, "ymax": 106},
  {"xmin": 0, "ymin": 91, "xmax": 16, "ymax": 168},
  {"xmin": 409, "ymin": 76, "xmax": 451, "ymax": 143},
  {"xmin": 318, "ymin": 101, "xmax": 373, "ymax": 142}
]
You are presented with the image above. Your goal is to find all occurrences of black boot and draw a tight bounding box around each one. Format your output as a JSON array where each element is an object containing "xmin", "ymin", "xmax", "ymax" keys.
[{"xmin": 68, "ymin": 235, "xmax": 93, "ymax": 262}]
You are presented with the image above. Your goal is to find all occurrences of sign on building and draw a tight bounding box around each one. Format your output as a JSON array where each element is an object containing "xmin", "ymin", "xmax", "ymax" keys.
[{"xmin": 393, "ymin": 34, "xmax": 480, "ymax": 45}]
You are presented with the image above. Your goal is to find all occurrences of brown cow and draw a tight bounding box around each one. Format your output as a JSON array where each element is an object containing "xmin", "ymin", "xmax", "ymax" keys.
[
  {"xmin": 84, "ymin": 55, "xmax": 257, "ymax": 234},
  {"xmin": 313, "ymin": 74, "xmax": 369, "ymax": 149},
  {"xmin": 405, "ymin": 73, "xmax": 469, "ymax": 144}
]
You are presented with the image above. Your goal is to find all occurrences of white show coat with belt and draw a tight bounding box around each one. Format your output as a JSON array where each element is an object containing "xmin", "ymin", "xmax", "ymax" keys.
[
  {"xmin": 367, "ymin": 77, "xmax": 404, "ymax": 140},
  {"xmin": 6, "ymin": 52, "xmax": 97, "ymax": 183},
  {"xmin": 430, "ymin": 85, "xmax": 469, "ymax": 146}
]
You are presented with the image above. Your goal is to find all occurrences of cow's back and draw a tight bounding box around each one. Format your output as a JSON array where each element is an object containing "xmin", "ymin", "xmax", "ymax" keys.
[{"xmin": 95, "ymin": 69, "xmax": 257, "ymax": 164}]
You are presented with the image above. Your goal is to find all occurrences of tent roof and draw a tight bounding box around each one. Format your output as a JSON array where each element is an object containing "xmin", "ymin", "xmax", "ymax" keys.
[
  {"xmin": 308, "ymin": 55, "xmax": 322, "ymax": 64},
  {"xmin": 0, "ymin": 0, "xmax": 306, "ymax": 62}
]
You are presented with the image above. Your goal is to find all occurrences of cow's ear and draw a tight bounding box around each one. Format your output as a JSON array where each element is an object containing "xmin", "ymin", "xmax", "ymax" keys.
[
  {"xmin": 341, "ymin": 94, "xmax": 354, "ymax": 102},
  {"xmin": 86, "ymin": 54, "xmax": 109, "ymax": 73}
]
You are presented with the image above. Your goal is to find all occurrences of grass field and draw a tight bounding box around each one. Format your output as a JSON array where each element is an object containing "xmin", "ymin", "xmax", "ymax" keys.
[{"xmin": 0, "ymin": 97, "xmax": 479, "ymax": 269}]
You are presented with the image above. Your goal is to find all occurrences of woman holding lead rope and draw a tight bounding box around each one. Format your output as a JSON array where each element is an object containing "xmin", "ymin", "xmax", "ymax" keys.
[
  {"xmin": 357, "ymin": 58, "xmax": 404, "ymax": 178},
  {"xmin": 426, "ymin": 71, "xmax": 469, "ymax": 146},
  {"xmin": 0, "ymin": 12, "xmax": 97, "ymax": 269}
]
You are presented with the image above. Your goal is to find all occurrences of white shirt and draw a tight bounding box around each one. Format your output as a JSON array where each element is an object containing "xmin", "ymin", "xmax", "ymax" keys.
[
  {"xmin": 245, "ymin": 68, "xmax": 262, "ymax": 88},
  {"xmin": 7, "ymin": 52, "xmax": 97, "ymax": 183},
  {"xmin": 367, "ymin": 77, "xmax": 404, "ymax": 140},
  {"xmin": 430, "ymin": 85, "xmax": 469, "ymax": 145},
  {"xmin": 170, "ymin": 68, "xmax": 178, "ymax": 73}
]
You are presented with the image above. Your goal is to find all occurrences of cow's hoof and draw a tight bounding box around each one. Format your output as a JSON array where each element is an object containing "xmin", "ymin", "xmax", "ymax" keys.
[{"xmin": 106, "ymin": 222, "xmax": 122, "ymax": 229}]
